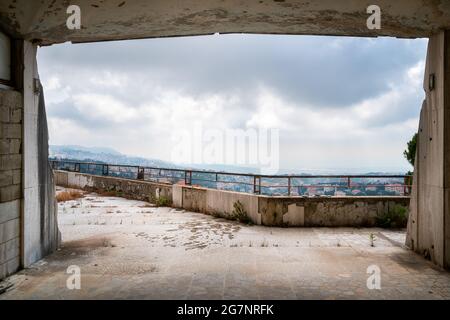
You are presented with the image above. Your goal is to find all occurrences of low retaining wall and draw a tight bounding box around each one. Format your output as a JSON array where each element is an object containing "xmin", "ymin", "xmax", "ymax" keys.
[
  {"xmin": 54, "ymin": 170, "xmax": 172, "ymax": 203},
  {"xmin": 258, "ymin": 196, "xmax": 409, "ymax": 227},
  {"xmin": 54, "ymin": 170, "xmax": 410, "ymax": 228}
]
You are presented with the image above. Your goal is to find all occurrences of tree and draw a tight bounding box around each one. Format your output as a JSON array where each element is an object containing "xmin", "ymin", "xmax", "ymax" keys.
[{"xmin": 404, "ymin": 133, "xmax": 418, "ymax": 167}]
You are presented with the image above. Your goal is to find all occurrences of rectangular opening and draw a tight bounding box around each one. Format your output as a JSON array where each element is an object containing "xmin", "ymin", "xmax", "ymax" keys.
[{"xmin": 0, "ymin": 30, "xmax": 12, "ymax": 86}]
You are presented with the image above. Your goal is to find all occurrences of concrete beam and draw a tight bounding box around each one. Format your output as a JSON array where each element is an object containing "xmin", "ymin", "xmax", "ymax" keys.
[{"xmin": 1, "ymin": 0, "xmax": 450, "ymax": 45}]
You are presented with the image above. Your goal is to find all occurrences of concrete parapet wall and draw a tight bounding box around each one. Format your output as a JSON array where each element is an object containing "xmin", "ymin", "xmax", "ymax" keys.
[
  {"xmin": 206, "ymin": 188, "xmax": 261, "ymax": 225},
  {"xmin": 180, "ymin": 186, "xmax": 207, "ymax": 213},
  {"xmin": 259, "ymin": 196, "xmax": 409, "ymax": 227},
  {"xmin": 55, "ymin": 171, "xmax": 410, "ymax": 228},
  {"xmin": 55, "ymin": 170, "xmax": 172, "ymax": 203}
]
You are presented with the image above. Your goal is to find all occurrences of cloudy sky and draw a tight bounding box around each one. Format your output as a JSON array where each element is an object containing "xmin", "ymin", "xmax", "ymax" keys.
[{"xmin": 38, "ymin": 34, "xmax": 427, "ymax": 173}]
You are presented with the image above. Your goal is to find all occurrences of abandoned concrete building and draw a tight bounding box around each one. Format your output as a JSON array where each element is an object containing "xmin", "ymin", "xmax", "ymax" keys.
[{"xmin": 1, "ymin": 0, "xmax": 450, "ymax": 295}]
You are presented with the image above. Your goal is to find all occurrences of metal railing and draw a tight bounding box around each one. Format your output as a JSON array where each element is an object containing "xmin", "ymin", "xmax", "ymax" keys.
[{"xmin": 50, "ymin": 159, "xmax": 412, "ymax": 197}]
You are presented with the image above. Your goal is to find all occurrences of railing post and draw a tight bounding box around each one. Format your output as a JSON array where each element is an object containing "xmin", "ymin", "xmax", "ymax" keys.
[
  {"xmin": 404, "ymin": 175, "xmax": 410, "ymax": 196},
  {"xmin": 185, "ymin": 170, "xmax": 192, "ymax": 185},
  {"xmin": 253, "ymin": 176, "xmax": 261, "ymax": 194},
  {"xmin": 259, "ymin": 176, "xmax": 262, "ymax": 194},
  {"xmin": 137, "ymin": 167, "xmax": 144, "ymax": 180},
  {"xmin": 288, "ymin": 177, "xmax": 291, "ymax": 196},
  {"xmin": 403, "ymin": 176, "xmax": 406, "ymax": 196}
]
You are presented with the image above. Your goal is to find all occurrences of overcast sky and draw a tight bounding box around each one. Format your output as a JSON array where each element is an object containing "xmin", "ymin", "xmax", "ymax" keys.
[{"xmin": 38, "ymin": 34, "xmax": 427, "ymax": 173}]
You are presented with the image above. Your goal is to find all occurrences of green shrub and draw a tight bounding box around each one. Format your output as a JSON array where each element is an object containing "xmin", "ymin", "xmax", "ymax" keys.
[
  {"xmin": 210, "ymin": 211, "xmax": 224, "ymax": 218},
  {"xmin": 369, "ymin": 233, "xmax": 376, "ymax": 247},
  {"xmin": 231, "ymin": 200, "xmax": 251, "ymax": 224},
  {"xmin": 155, "ymin": 196, "xmax": 171, "ymax": 207},
  {"xmin": 403, "ymin": 133, "xmax": 417, "ymax": 167},
  {"xmin": 376, "ymin": 204, "xmax": 408, "ymax": 228}
]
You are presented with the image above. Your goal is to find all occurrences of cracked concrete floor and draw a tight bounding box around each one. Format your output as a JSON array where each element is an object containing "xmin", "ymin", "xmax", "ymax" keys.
[{"xmin": 1, "ymin": 187, "xmax": 450, "ymax": 300}]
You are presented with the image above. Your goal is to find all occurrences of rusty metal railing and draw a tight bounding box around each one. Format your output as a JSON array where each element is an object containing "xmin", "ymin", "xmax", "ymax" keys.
[{"xmin": 49, "ymin": 159, "xmax": 412, "ymax": 197}]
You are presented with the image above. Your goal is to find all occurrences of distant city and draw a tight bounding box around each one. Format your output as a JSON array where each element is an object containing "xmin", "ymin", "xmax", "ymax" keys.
[{"xmin": 49, "ymin": 145, "xmax": 410, "ymax": 197}]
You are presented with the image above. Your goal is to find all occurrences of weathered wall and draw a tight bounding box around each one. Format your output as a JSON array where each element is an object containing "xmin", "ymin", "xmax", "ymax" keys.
[
  {"xmin": 1, "ymin": 0, "xmax": 450, "ymax": 45},
  {"xmin": 54, "ymin": 170, "xmax": 172, "ymax": 203},
  {"xmin": 205, "ymin": 188, "xmax": 261, "ymax": 225},
  {"xmin": 406, "ymin": 30, "xmax": 450, "ymax": 268},
  {"xmin": 56, "ymin": 170, "xmax": 409, "ymax": 228},
  {"xmin": 259, "ymin": 196, "xmax": 409, "ymax": 227},
  {"xmin": 179, "ymin": 186, "xmax": 207, "ymax": 214},
  {"xmin": 0, "ymin": 89, "xmax": 22, "ymax": 280},
  {"xmin": 22, "ymin": 41, "xmax": 60, "ymax": 267}
]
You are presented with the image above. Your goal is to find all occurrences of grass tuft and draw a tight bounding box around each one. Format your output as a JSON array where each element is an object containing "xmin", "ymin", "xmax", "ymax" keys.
[{"xmin": 56, "ymin": 190, "xmax": 84, "ymax": 202}]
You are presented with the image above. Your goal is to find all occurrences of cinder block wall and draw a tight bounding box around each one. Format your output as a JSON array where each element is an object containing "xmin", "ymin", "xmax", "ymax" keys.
[{"xmin": 0, "ymin": 89, "xmax": 22, "ymax": 280}]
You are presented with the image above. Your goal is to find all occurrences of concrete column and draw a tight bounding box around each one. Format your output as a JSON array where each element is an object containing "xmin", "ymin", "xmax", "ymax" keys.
[
  {"xmin": 445, "ymin": 31, "xmax": 450, "ymax": 269},
  {"xmin": 22, "ymin": 41, "xmax": 60, "ymax": 267},
  {"xmin": 406, "ymin": 30, "xmax": 450, "ymax": 269},
  {"xmin": 22, "ymin": 41, "xmax": 41, "ymax": 266}
]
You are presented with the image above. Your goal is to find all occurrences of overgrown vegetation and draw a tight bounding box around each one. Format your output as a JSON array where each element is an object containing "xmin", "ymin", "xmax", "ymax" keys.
[
  {"xmin": 376, "ymin": 205, "xmax": 408, "ymax": 228},
  {"xmin": 369, "ymin": 233, "xmax": 376, "ymax": 247},
  {"xmin": 403, "ymin": 133, "xmax": 417, "ymax": 190},
  {"xmin": 210, "ymin": 210, "xmax": 224, "ymax": 219},
  {"xmin": 98, "ymin": 190, "xmax": 122, "ymax": 197},
  {"xmin": 95, "ymin": 186, "xmax": 126, "ymax": 198},
  {"xmin": 95, "ymin": 186, "xmax": 145, "ymax": 201},
  {"xmin": 154, "ymin": 196, "xmax": 171, "ymax": 207},
  {"xmin": 231, "ymin": 200, "xmax": 251, "ymax": 224},
  {"xmin": 404, "ymin": 132, "xmax": 417, "ymax": 167},
  {"xmin": 56, "ymin": 190, "xmax": 84, "ymax": 202}
]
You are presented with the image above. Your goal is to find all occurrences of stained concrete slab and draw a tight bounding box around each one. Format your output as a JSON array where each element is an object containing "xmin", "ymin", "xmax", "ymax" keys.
[
  {"xmin": 1, "ymin": 187, "xmax": 450, "ymax": 300},
  {"xmin": 2, "ymin": 0, "xmax": 450, "ymax": 44}
]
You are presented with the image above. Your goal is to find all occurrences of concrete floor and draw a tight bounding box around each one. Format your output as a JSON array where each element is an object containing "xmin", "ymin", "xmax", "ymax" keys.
[{"xmin": 1, "ymin": 188, "xmax": 450, "ymax": 300}]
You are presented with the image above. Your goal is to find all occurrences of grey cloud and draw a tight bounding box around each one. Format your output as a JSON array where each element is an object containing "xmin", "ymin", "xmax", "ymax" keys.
[
  {"xmin": 38, "ymin": 34, "xmax": 427, "ymax": 171},
  {"xmin": 365, "ymin": 91, "xmax": 424, "ymax": 128},
  {"xmin": 46, "ymin": 98, "xmax": 154, "ymax": 130},
  {"xmin": 38, "ymin": 35, "xmax": 427, "ymax": 110}
]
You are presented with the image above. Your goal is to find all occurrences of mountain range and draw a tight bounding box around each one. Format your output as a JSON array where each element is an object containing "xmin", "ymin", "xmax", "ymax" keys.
[
  {"xmin": 49, "ymin": 145, "xmax": 178, "ymax": 168},
  {"xmin": 49, "ymin": 145, "xmax": 407, "ymax": 175}
]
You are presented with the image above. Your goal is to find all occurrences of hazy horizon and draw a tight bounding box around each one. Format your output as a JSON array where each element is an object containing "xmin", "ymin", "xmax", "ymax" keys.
[
  {"xmin": 39, "ymin": 34, "xmax": 427, "ymax": 174},
  {"xmin": 49, "ymin": 144, "xmax": 411, "ymax": 175}
]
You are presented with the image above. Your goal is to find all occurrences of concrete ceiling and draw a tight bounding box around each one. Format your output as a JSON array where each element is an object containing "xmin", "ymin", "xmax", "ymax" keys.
[{"xmin": 1, "ymin": 0, "xmax": 450, "ymax": 45}]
